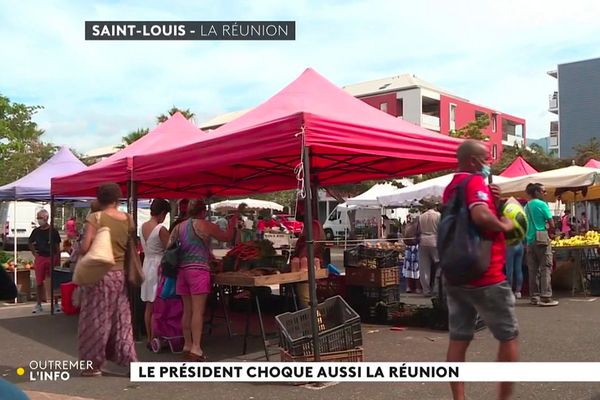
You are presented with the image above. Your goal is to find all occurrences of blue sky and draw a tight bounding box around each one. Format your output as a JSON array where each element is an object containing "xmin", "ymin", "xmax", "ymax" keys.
[{"xmin": 1, "ymin": 0, "xmax": 600, "ymax": 152}]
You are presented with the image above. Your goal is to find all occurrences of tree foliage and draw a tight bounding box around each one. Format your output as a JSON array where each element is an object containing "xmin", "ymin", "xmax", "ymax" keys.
[
  {"xmin": 118, "ymin": 107, "xmax": 196, "ymax": 149},
  {"xmin": 119, "ymin": 128, "xmax": 150, "ymax": 149},
  {"xmin": 449, "ymin": 113, "xmax": 490, "ymax": 140},
  {"xmin": 0, "ymin": 94, "xmax": 56, "ymax": 185},
  {"xmin": 491, "ymin": 143, "xmax": 571, "ymax": 175},
  {"xmin": 573, "ymin": 137, "xmax": 600, "ymax": 166},
  {"xmin": 157, "ymin": 107, "xmax": 195, "ymax": 123}
]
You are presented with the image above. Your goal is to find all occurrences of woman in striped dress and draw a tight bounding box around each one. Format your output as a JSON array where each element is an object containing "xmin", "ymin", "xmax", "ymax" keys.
[{"xmin": 77, "ymin": 183, "xmax": 137, "ymax": 376}]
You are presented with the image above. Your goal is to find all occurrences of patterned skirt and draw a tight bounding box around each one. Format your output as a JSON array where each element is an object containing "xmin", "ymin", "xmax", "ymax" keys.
[
  {"xmin": 78, "ymin": 270, "xmax": 138, "ymax": 369},
  {"xmin": 402, "ymin": 245, "xmax": 420, "ymax": 279}
]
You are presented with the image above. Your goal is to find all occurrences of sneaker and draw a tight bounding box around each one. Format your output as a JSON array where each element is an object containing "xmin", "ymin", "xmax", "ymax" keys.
[
  {"xmin": 32, "ymin": 304, "xmax": 43, "ymax": 314},
  {"xmin": 530, "ymin": 297, "xmax": 540, "ymax": 305},
  {"xmin": 515, "ymin": 292, "xmax": 522, "ymax": 299},
  {"xmin": 53, "ymin": 304, "xmax": 62, "ymax": 313},
  {"xmin": 539, "ymin": 298, "xmax": 559, "ymax": 307}
]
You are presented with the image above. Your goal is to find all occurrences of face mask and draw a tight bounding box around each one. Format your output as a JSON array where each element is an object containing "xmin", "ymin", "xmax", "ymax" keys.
[
  {"xmin": 480, "ymin": 164, "xmax": 491, "ymax": 179},
  {"xmin": 37, "ymin": 219, "xmax": 46, "ymax": 226}
]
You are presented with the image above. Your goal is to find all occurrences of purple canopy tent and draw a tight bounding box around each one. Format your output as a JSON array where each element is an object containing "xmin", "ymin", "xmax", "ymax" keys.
[{"xmin": 0, "ymin": 147, "xmax": 87, "ymax": 305}]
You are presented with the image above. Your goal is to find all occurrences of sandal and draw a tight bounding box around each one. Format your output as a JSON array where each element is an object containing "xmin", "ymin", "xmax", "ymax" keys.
[
  {"xmin": 185, "ymin": 352, "xmax": 207, "ymax": 362},
  {"xmin": 81, "ymin": 369, "xmax": 102, "ymax": 377}
]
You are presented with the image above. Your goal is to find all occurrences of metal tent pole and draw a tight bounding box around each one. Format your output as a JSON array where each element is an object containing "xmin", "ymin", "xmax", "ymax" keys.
[
  {"xmin": 50, "ymin": 196, "xmax": 55, "ymax": 315},
  {"xmin": 13, "ymin": 197, "xmax": 17, "ymax": 304},
  {"xmin": 127, "ymin": 178, "xmax": 142, "ymax": 341},
  {"xmin": 302, "ymin": 146, "xmax": 320, "ymax": 361}
]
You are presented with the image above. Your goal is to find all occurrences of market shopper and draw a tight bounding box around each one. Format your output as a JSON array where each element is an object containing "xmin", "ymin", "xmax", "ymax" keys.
[
  {"xmin": 78, "ymin": 183, "xmax": 138, "ymax": 376},
  {"xmin": 29, "ymin": 209, "xmax": 61, "ymax": 314},
  {"xmin": 580, "ymin": 212, "xmax": 589, "ymax": 232},
  {"xmin": 442, "ymin": 140, "xmax": 519, "ymax": 400},
  {"xmin": 524, "ymin": 183, "xmax": 558, "ymax": 307},
  {"xmin": 402, "ymin": 214, "xmax": 421, "ymax": 294},
  {"xmin": 140, "ymin": 199, "xmax": 171, "ymax": 349},
  {"xmin": 292, "ymin": 200, "xmax": 326, "ymax": 309},
  {"xmin": 65, "ymin": 216, "xmax": 78, "ymax": 239},
  {"xmin": 171, "ymin": 199, "xmax": 238, "ymax": 361},
  {"xmin": 418, "ymin": 202, "xmax": 440, "ymax": 297},
  {"xmin": 170, "ymin": 199, "xmax": 190, "ymax": 232},
  {"xmin": 505, "ymin": 240, "xmax": 524, "ymax": 299},
  {"xmin": 560, "ymin": 210, "xmax": 573, "ymax": 238}
]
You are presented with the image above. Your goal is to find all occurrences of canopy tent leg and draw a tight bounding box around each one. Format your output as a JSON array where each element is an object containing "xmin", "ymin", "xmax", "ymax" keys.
[
  {"xmin": 13, "ymin": 198, "xmax": 17, "ymax": 304},
  {"xmin": 302, "ymin": 146, "xmax": 321, "ymax": 361},
  {"xmin": 127, "ymin": 179, "xmax": 142, "ymax": 342},
  {"xmin": 50, "ymin": 196, "xmax": 55, "ymax": 316}
]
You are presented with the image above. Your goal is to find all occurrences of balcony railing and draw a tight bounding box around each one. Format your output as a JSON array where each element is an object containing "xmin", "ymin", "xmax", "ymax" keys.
[
  {"xmin": 421, "ymin": 114, "xmax": 440, "ymax": 129},
  {"xmin": 549, "ymin": 92, "xmax": 558, "ymax": 111}
]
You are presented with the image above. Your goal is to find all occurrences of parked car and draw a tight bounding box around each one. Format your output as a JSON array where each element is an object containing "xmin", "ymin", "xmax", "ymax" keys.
[{"xmin": 273, "ymin": 214, "xmax": 303, "ymax": 236}]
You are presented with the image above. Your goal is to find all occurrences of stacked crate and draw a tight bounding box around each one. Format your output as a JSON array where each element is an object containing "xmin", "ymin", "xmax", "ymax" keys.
[
  {"xmin": 344, "ymin": 246, "xmax": 401, "ymax": 324},
  {"xmin": 276, "ymin": 296, "xmax": 364, "ymax": 361}
]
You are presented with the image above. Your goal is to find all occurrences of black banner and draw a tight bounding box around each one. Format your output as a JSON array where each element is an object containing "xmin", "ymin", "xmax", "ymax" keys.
[{"xmin": 85, "ymin": 21, "xmax": 295, "ymax": 41}]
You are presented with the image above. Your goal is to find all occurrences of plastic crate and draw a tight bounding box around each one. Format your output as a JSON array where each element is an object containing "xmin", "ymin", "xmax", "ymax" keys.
[
  {"xmin": 363, "ymin": 302, "xmax": 400, "ymax": 324},
  {"xmin": 345, "ymin": 266, "xmax": 399, "ymax": 288},
  {"xmin": 343, "ymin": 246, "xmax": 364, "ymax": 268},
  {"xmin": 280, "ymin": 347, "xmax": 364, "ymax": 362},
  {"xmin": 346, "ymin": 285, "xmax": 401, "ymax": 307},
  {"xmin": 316, "ymin": 274, "xmax": 346, "ymax": 302},
  {"xmin": 276, "ymin": 296, "xmax": 362, "ymax": 356}
]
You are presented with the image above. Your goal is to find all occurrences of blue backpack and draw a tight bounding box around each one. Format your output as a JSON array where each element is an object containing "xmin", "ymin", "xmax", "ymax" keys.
[{"xmin": 437, "ymin": 175, "xmax": 492, "ymax": 286}]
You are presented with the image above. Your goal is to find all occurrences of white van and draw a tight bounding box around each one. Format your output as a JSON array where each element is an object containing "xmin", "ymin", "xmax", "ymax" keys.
[
  {"xmin": 323, "ymin": 204, "xmax": 381, "ymax": 240},
  {"xmin": 0, "ymin": 201, "xmax": 51, "ymax": 250}
]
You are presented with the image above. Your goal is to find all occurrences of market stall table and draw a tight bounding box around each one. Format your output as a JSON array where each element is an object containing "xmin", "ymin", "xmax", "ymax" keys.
[
  {"xmin": 214, "ymin": 268, "xmax": 328, "ymax": 361},
  {"xmin": 553, "ymin": 245, "xmax": 600, "ymax": 296}
]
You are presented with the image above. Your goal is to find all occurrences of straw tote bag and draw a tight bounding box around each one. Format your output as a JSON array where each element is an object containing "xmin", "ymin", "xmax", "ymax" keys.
[{"xmin": 73, "ymin": 212, "xmax": 115, "ymax": 286}]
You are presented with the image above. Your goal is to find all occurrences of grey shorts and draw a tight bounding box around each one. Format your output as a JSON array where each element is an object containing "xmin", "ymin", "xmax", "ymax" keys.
[{"xmin": 446, "ymin": 281, "xmax": 519, "ymax": 342}]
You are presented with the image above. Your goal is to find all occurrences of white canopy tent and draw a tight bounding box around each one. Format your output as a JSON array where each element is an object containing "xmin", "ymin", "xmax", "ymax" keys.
[
  {"xmin": 496, "ymin": 166, "xmax": 600, "ymax": 201},
  {"xmin": 346, "ymin": 183, "xmax": 403, "ymax": 207},
  {"xmin": 378, "ymin": 173, "xmax": 510, "ymax": 207},
  {"xmin": 210, "ymin": 198, "xmax": 284, "ymax": 212}
]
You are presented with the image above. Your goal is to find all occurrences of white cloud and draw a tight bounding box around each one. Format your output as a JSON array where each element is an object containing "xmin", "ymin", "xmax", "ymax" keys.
[{"xmin": 1, "ymin": 0, "xmax": 600, "ymax": 153}]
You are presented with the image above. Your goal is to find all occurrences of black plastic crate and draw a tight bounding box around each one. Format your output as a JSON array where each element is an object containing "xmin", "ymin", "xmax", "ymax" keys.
[
  {"xmin": 347, "ymin": 285, "xmax": 400, "ymax": 306},
  {"xmin": 343, "ymin": 246, "xmax": 364, "ymax": 268},
  {"xmin": 360, "ymin": 302, "xmax": 400, "ymax": 324},
  {"xmin": 276, "ymin": 296, "xmax": 362, "ymax": 356}
]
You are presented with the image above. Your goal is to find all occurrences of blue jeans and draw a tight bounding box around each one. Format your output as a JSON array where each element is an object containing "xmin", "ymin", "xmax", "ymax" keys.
[{"xmin": 506, "ymin": 243, "xmax": 524, "ymax": 292}]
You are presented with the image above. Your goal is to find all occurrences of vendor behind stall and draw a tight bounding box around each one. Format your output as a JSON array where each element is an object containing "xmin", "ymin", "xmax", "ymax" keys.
[{"xmin": 293, "ymin": 200, "xmax": 326, "ymax": 309}]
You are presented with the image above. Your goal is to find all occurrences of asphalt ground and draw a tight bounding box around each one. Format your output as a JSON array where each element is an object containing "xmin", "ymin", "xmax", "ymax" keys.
[
  {"xmin": 3, "ymin": 247, "xmax": 600, "ymax": 399},
  {"xmin": 2, "ymin": 290, "xmax": 600, "ymax": 400}
]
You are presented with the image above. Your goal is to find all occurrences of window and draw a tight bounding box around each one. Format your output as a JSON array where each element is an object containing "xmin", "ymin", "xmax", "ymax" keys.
[
  {"xmin": 380, "ymin": 102, "xmax": 388, "ymax": 113},
  {"xmin": 396, "ymin": 99, "xmax": 404, "ymax": 117},
  {"xmin": 449, "ymin": 104, "xmax": 457, "ymax": 131},
  {"xmin": 492, "ymin": 144, "xmax": 498, "ymax": 160},
  {"xmin": 492, "ymin": 113, "xmax": 497, "ymax": 133}
]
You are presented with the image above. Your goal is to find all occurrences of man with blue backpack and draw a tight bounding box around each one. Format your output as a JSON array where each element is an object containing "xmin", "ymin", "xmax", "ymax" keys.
[{"xmin": 438, "ymin": 140, "xmax": 519, "ymax": 400}]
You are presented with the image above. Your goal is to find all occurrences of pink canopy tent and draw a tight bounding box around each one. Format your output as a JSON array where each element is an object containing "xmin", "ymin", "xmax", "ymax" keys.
[
  {"xmin": 128, "ymin": 68, "xmax": 463, "ymax": 198},
  {"xmin": 51, "ymin": 112, "xmax": 203, "ymax": 197},
  {"xmin": 584, "ymin": 159, "xmax": 600, "ymax": 168},
  {"xmin": 128, "ymin": 68, "xmax": 464, "ymax": 360},
  {"xmin": 500, "ymin": 156, "xmax": 538, "ymax": 178}
]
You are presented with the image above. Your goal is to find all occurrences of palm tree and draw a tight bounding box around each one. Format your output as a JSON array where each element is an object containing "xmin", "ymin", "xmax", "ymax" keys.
[
  {"xmin": 156, "ymin": 107, "xmax": 195, "ymax": 123},
  {"xmin": 574, "ymin": 137, "xmax": 600, "ymax": 166},
  {"xmin": 119, "ymin": 128, "xmax": 149, "ymax": 149}
]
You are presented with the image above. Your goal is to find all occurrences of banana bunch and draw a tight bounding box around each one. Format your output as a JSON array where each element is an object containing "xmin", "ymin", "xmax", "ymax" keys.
[{"xmin": 552, "ymin": 231, "xmax": 600, "ymax": 247}]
